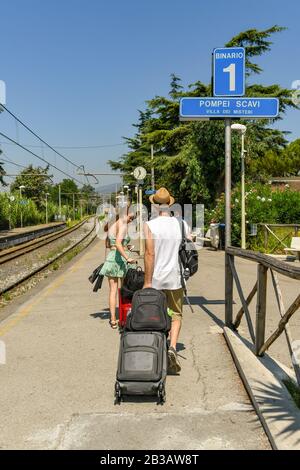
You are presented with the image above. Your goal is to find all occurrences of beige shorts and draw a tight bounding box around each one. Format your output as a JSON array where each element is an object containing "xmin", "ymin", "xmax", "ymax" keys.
[{"xmin": 163, "ymin": 288, "xmax": 184, "ymax": 322}]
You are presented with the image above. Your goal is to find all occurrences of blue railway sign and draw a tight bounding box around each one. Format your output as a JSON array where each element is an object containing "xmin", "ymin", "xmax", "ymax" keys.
[
  {"xmin": 179, "ymin": 97, "xmax": 279, "ymax": 120},
  {"xmin": 213, "ymin": 47, "xmax": 245, "ymax": 97},
  {"xmin": 145, "ymin": 189, "xmax": 156, "ymax": 195}
]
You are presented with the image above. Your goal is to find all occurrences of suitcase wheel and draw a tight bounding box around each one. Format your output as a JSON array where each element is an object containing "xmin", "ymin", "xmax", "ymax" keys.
[
  {"xmin": 157, "ymin": 383, "xmax": 166, "ymax": 405},
  {"xmin": 114, "ymin": 382, "xmax": 122, "ymax": 405}
]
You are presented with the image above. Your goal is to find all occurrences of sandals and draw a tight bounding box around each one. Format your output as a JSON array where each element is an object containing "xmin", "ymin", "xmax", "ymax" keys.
[{"xmin": 109, "ymin": 320, "xmax": 118, "ymax": 329}]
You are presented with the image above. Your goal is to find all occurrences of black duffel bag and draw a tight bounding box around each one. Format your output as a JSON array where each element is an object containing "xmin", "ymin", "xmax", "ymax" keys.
[
  {"xmin": 88, "ymin": 263, "xmax": 104, "ymax": 292},
  {"xmin": 178, "ymin": 220, "xmax": 198, "ymax": 281},
  {"xmin": 121, "ymin": 266, "xmax": 145, "ymax": 300},
  {"xmin": 126, "ymin": 288, "xmax": 171, "ymax": 334}
]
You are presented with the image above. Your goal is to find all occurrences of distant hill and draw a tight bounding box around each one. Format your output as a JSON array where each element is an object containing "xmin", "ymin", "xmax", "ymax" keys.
[{"xmin": 95, "ymin": 182, "xmax": 122, "ymax": 194}]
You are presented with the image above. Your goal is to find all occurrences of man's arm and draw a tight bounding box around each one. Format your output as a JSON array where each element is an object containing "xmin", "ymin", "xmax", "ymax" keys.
[{"xmin": 143, "ymin": 223, "xmax": 155, "ymax": 288}]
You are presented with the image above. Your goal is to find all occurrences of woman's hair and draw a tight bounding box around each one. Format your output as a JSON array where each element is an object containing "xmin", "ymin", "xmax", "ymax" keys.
[
  {"xmin": 104, "ymin": 213, "xmax": 119, "ymax": 232},
  {"xmin": 103, "ymin": 204, "xmax": 135, "ymax": 232}
]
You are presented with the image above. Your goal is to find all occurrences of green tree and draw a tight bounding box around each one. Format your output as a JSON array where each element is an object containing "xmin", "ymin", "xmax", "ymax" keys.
[
  {"xmin": 283, "ymin": 138, "xmax": 300, "ymax": 175},
  {"xmin": 81, "ymin": 183, "xmax": 95, "ymax": 197},
  {"xmin": 10, "ymin": 164, "xmax": 51, "ymax": 207},
  {"xmin": 110, "ymin": 26, "xmax": 298, "ymax": 206},
  {"xmin": 51, "ymin": 178, "xmax": 79, "ymax": 207}
]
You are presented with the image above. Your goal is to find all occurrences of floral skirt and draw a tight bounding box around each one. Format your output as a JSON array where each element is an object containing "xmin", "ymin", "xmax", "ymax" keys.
[{"xmin": 100, "ymin": 249, "xmax": 129, "ymax": 278}]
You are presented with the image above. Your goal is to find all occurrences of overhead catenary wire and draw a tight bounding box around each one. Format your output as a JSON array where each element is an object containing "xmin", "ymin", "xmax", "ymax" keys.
[
  {"xmin": 0, "ymin": 156, "xmax": 27, "ymax": 169},
  {"xmin": 0, "ymin": 149, "xmax": 28, "ymax": 169},
  {"xmin": 0, "ymin": 104, "xmax": 83, "ymax": 171},
  {"xmin": 0, "ymin": 141, "xmax": 126, "ymax": 149},
  {"xmin": 0, "ymin": 132, "xmax": 84, "ymax": 185}
]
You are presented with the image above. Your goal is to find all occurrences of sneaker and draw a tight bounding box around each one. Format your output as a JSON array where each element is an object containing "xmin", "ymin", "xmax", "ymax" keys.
[{"xmin": 167, "ymin": 346, "xmax": 181, "ymax": 374}]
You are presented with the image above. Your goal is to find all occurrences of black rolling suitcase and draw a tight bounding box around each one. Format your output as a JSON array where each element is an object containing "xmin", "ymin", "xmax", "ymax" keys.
[
  {"xmin": 115, "ymin": 288, "xmax": 170, "ymax": 405},
  {"xmin": 115, "ymin": 331, "xmax": 167, "ymax": 405}
]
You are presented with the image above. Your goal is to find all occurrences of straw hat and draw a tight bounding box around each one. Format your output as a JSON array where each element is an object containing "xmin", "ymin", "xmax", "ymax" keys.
[{"xmin": 149, "ymin": 187, "xmax": 175, "ymax": 206}]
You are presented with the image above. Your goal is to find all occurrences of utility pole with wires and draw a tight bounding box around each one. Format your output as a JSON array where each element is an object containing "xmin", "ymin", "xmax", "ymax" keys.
[
  {"xmin": 73, "ymin": 193, "xmax": 75, "ymax": 220},
  {"xmin": 58, "ymin": 184, "xmax": 62, "ymax": 220},
  {"xmin": 151, "ymin": 145, "xmax": 155, "ymax": 191}
]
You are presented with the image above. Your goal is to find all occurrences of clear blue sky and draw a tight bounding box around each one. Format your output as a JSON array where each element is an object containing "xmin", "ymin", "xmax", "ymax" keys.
[{"xmin": 0, "ymin": 0, "xmax": 299, "ymax": 187}]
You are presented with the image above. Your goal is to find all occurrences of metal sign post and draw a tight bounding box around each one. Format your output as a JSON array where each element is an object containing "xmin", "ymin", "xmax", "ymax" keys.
[
  {"xmin": 138, "ymin": 183, "xmax": 144, "ymax": 256},
  {"xmin": 224, "ymin": 118, "xmax": 232, "ymax": 248},
  {"xmin": 224, "ymin": 118, "xmax": 233, "ymax": 327},
  {"xmin": 241, "ymin": 131, "xmax": 246, "ymax": 249},
  {"xmin": 133, "ymin": 167, "xmax": 147, "ymax": 256}
]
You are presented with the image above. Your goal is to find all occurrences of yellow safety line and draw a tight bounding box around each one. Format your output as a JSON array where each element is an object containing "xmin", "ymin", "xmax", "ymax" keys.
[{"xmin": 0, "ymin": 242, "xmax": 100, "ymax": 338}]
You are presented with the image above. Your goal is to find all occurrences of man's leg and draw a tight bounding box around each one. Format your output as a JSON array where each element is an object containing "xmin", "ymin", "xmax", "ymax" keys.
[
  {"xmin": 169, "ymin": 318, "xmax": 182, "ymax": 350},
  {"xmin": 164, "ymin": 288, "xmax": 184, "ymax": 374}
]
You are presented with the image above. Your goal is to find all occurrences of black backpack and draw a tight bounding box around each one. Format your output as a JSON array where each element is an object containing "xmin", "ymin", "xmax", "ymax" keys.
[
  {"xmin": 121, "ymin": 266, "xmax": 145, "ymax": 300},
  {"xmin": 125, "ymin": 288, "xmax": 171, "ymax": 333},
  {"xmin": 178, "ymin": 220, "xmax": 198, "ymax": 281}
]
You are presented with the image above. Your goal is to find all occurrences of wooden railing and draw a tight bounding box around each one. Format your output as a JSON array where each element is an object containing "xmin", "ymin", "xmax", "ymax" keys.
[
  {"xmin": 258, "ymin": 223, "xmax": 300, "ymax": 253},
  {"xmin": 225, "ymin": 247, "xmax": 300, "ymax": 386}
]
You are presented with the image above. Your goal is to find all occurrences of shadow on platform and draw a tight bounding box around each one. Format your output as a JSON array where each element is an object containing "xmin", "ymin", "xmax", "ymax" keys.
[{"xmin": 184, "ymin": 295, "xmax": 228, "ymax": 328}]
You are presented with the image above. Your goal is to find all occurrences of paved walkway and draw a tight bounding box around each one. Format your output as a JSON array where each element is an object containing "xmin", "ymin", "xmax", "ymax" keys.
[{"xmin": 0, "ymin": 240, "xmax": 270, "ymax": 450}]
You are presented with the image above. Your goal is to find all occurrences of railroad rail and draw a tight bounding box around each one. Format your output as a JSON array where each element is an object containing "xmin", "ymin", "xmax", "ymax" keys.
[
  {"xmin": 0, "ymin": 217, "xmax": 96, "ymax": 296},
  {"xmin": 0, "ymin": 217, "xmax": 90, "ymax": 265}
]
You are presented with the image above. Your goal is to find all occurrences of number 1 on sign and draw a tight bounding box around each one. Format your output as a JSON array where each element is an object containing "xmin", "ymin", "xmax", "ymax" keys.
[{"xmin": 223, "ymin": 63, "xmax": 236, "ymax": 91}]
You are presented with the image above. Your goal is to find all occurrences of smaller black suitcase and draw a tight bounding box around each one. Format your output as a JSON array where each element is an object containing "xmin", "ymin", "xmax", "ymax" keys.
[{"xmin": 115, "ymin": 331, "xmax": 167, "ymax": 405}]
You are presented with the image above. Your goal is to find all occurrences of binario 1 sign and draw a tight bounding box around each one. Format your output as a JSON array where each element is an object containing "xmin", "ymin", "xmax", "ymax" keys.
[{"xmin": 213, "ymin": 47, "xmax": 245, "ymax": 97}]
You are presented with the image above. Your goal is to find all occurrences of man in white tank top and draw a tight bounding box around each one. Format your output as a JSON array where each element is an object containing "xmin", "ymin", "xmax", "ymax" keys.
[{"xmin": 143, "ymin": 187, "xmax": 189, "ymax": 374}]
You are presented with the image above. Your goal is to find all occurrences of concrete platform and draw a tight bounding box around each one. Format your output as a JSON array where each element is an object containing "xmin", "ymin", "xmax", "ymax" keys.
[
  {"xmin": 224, "ymin": 327, "xmax": 300, "ymax": 450},
  {"xmin": 0, "ymin": 222, "xmax": 66, "ymax": 249},
  {"xmin": 0, "ymin": 240, "xmax": 270, "ymax": 450}
]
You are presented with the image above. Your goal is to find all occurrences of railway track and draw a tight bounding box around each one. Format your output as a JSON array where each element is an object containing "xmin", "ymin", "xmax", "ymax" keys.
[
  {"xmin": 0, "ymin": 217, "xmax": 96, "ymax": 297},
  {"xmin": 0, "ymin": 217, "xmax": 90, "ymax": 265}
]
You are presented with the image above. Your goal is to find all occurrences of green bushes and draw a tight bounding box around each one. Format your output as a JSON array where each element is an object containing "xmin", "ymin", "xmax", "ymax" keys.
[
  {"xmin": 0, "ymin": 193, "xmax": 83, "ymax": 229},
  {"xmin": 206, "ymin": 183, "xmax": 300, "ymax": 250},
  {"xmin": 0, "ymin": 193, "xmax": 40, "ymax": 229}
]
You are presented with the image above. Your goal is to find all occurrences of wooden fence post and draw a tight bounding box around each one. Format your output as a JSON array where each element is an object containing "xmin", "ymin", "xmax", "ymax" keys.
[
  {"xmin": 225, "ymin": 253, "xmax": 234, "ymax": 327},
  {"xmin": 255, "ymin": 264, "xmax": 268, "ymax": 355}
]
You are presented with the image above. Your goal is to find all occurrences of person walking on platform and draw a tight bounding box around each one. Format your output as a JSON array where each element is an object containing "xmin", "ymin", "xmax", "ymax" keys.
[
  {"xmin": 100, "ymin": 209, "xmax": 136, "ymax": 329},
  {"xmin": 143, "ymin": 187, "xmax": 190, "ymax": 374}
]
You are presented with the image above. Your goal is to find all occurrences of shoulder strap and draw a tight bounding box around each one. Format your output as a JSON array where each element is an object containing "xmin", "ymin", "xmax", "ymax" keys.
[
  {"xmin": 177, "ymin": 218, "xmax": 185, "ymax": 249},
  {"xmin": 177, "ymin": 218, "xmax": 187, "ymax": 294}
]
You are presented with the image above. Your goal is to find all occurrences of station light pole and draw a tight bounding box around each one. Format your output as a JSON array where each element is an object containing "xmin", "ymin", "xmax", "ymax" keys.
[
  {"xmin": 45, "ymin": 192, "xmax": 50, "ymax": 224},
  {"xmin": 123, "ymin": 185, "xmax": 131, "ymax": 203},
  {"xmin": 58, "ymin": 184, "xmax": 62, "ymax": 221},
  {"xmin": 19, "ymin": 185, "xmax": 26, "ymax": 228},
  {"xmin": 231, "ymin": 123, "xmax": 247, "ymax": 249},
  {"xmin": 151, "ymin": 145, "xmax": 155, "ymax": 191}
]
